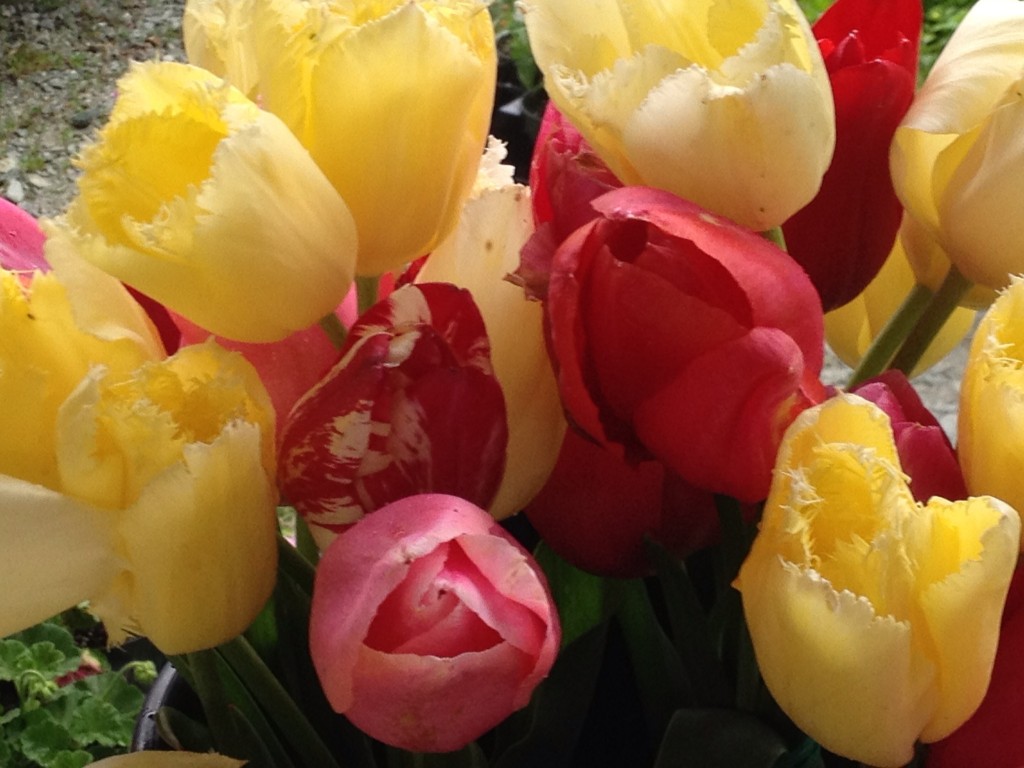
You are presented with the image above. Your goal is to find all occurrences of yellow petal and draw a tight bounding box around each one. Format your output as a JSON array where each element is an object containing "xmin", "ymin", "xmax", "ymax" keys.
[
  {"xmin": 91, "ymin": 753, "xmax": 244, "ymax": 768},
  {"xmin": 417, "ymin": 140, "xmax": 566, "ymax": 518},
  {"xmin": 67, "ymin": 61, "xmax": 357, "ymax": 342},
  {"xmin": 0, "ymin": 477, "xmax": 118, "ymax": 638},
  {"xmin": 0, "ymin": 264, "xmax": 158, "ymax": 491},
  {"xmin": 108, "ymin": 420, "xmax": 279, "ymax": 653},
  {"xmin": 183, "ymin": 0, "xmax": 261, "ymax": 96},
  {"xmin": 959, "ymin": 277, "xmax": 1024, "ymax": 543},
  {"xmin": 255, "ymin": 0, "xmax": 496, "ymax": 275}
]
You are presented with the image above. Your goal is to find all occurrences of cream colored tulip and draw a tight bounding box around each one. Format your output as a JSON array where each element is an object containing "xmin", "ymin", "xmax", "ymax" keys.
[
  {"xmin": 63, "ymin": 61, "xmax": 357, "ymax": 342},
  {"xmin": 0, "ymin": 255, "xmax": 278, "ymax": 653},
  {"xmin": 183, "ymin": 0, "xmax": 260, "ymax": 96},
  {"xmin": 251, "ymin": 0, "xmax": 496, "ymax": 275},
  {"xmin": 522, "ymin": 0, "xmax": 834, "ymax": 231},
  {"xmin": 416, "ymin": 140, "xmax": 566, "ymax": 518},
  {"xmin": 891, "ymin": 0, "xmax": 1024, "ymax": 294},
  {"xmin": 825, "ymin": 218, "xmax": 977, "ymax": 378},
  {"xmin": 959, "ymin": 277, "xmax": 1024, "ymax": 549},
  {"xmin": 736, "ymin": 394, "xmax": 1019, "ymax": 767}
]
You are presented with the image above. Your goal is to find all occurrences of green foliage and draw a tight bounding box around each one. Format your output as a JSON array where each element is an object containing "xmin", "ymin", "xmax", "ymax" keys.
[
  {"xmin": 0, "ymin": 620, "xmax": 156, "ymax": 768},
  {"xmin": 920, "ymin": 0, "xmax": 974, "ymax": 77}
]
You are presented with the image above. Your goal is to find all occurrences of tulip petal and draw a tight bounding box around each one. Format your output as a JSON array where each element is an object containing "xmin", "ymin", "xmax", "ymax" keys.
[
  {"xmin": 91, "ymin": 753, "xmax": 244, "ymax": 768},
  {"xmin": 0, "ymin": 477, "xmax": 118, "ymax": 638}
]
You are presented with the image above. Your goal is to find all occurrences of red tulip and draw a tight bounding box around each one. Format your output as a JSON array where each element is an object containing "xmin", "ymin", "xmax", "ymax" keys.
[
  {"xmin": 852, "ymin": 370, "xmax": 967, "ymax": 503},
  {"xmin": 925, "ymin": 566, "xmax": 1024, "ymax": 768},
  {"xmin": 783, "ymin": 0, "xmax": 922, "ymax": 311},
  {"xmin": 309, "ymin": 494, "xmax": 560, "ymax": 752},
  {"xmin": 524, "ymin": 429, "xmax": 718, "ymax": 577},
  {"xmin": 530, "ymin": 186, "xmax": 826, "ymax": 502},
  {"xmin": 279, "ymin": 283, "xmax": 507, "ymax": 545}
]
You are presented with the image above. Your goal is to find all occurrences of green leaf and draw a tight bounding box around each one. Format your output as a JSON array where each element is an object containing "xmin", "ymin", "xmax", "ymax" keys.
[
  {"xmin": 493, "ymin": 623, "xmax": 608, "ymax": 768},
  {"xmin": 533, "ymin": 542, "xmax": 615, "ymax": 647},
  {"xmin": 48, "ymin": 750, "xmax": 93, "ymax": 768},
  {"xmin": 18, "ymin": 713, "xmax": 78, "ymax": 764},
  {"xmin": 652, "ymin": 709, "xmax": 789, "ymax": 768},
  {"xmin": 67, "ymin": 696, "xmax": 132, "ymax": 747}
]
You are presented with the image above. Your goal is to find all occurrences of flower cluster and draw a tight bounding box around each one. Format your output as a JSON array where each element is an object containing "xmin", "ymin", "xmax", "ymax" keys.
[{"xmin": 5, "ymin": 0, "xmax": 1024, "ymax": 766}]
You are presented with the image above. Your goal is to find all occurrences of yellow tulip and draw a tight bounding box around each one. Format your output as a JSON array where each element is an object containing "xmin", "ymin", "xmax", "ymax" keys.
[
  {"xmin": 0, "ymin": 255, "xmax": 278, "ymax": 654},
  {"xmin": 959, "ymin": 277, "xmax": 1024, "ymax": 548},
  {"xmin": 736, "ymin": 394, "xmax": 1019, "ymax": 767},
  {"xmin": 251, "ymin": 0, "xmax": 497, "ymax": 275},
  {"xmin": 825, "ymin": 218, "xmax": 978, "ymax": 377},
  {"xmin": 416, "ymin": 140, "xmax": 566, "ymax": 519},
  {"xmin": 522, "ymin": 0, "xmax": 835, "ymax": 231},
  {"xmin": 183, "ymin": 0, "xmax": 261, "ymax": 96},
  {"xmin": 91, "ymin": 754, "xmax": 244, "ymax": 768},
  {"xmin": 891, "ymin": 0, "xmax": 1024, "ymax": 294},
  {"xmin": 63, "ymin": 60, "xmax": 357, "ymax": 343}
]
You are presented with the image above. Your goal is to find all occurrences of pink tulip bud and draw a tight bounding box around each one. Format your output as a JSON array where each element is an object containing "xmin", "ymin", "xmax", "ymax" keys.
[{"xmin": 309, "ymin": 493, "xmax": 560, "ymax": 752}]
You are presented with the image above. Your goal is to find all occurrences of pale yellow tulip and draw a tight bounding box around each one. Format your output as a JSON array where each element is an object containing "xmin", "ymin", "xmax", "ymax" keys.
[
  {"xmin": 825, "ymin": 218, "xmax": 978, "ymax": 377},
  {"xmin": 522, "ymin": 0, "xmax": 835, "ymax": 231},
  {"xmin": 416, "ymin": 140, "xmax": 566, "ymax": 519},
  {"xmin": 183, "ymin": 0, "xmax": 261, "ymax": 96},
  {"xmin": 0, "ymin": 256, "xmax": 278, "ymax": 653},
  {"xmin": 251, "ymin": 0, "xmax": 496, "ymax": 275},
  {"xmin": 63, "ymin": 61, "xmax": 357, "ymax": 342},
  {"xmin": 891, "ymin": 0, "xmax": 1024, "ymax": 294},
  {"xmin": 959, "ymin": 277, "xmax": 1024, "ymax": 549},
  {"xmin": 736, "ymin": 394, "xmax": 1019, "ymax": 767}
]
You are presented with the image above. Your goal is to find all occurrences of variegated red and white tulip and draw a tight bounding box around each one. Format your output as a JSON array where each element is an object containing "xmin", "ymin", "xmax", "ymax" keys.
[{"xmin": 279, "ymin": 283, "xmax": 508, "ymax": 548}]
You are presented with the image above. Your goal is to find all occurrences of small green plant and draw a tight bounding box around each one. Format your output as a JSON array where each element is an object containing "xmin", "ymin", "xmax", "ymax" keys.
[{"xmin": 0, "ymin": 620, "xmax": 158, "ymax": 768}]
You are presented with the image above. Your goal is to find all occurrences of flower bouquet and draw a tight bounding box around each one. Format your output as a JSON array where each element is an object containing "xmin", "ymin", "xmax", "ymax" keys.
[{"xmin": 3, "ymin": 0, "xmax": 1024, "ymax": 766}]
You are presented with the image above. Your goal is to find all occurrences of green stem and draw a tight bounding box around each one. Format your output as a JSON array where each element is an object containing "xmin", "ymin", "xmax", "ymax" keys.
[
  {"xmin": 183, "ymin": 650, "xmax": 243, "ymax": 757},
  {"xmin": 319, "ymin": 313, "xmax": 348, "ymax": 350},
  {"xmin": 217, "ymin": 635, "xmax": 342, "ymax": 768},
  {"xmin": 356, "ymin": 274, "xmax": 381, "ymax": 315},
  {"xmin": 888, "ymin": 265, "xmax": 972, "ymax": 376},
  {"xmin": 277, "ymin": 534, "xmax": 317, "ymax": 597},
  {"xmin": 762, "ymin": 226, "xmax": 787, "ymax": 250},
  {"xmin": 846, "ymin": 283, "xmax": 933, "ymax": 387}
]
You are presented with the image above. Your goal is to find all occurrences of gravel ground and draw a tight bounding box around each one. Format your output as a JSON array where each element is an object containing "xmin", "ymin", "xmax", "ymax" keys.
[
  {"xmin": 1, "ymin": 0, "xmax": 185, "ymax": 218},
  {"xmin": 0, "ymin": 0, "xmax": 969, "ymax": 439}
]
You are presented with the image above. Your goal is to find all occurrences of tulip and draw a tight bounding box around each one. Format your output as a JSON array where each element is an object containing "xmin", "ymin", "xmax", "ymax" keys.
[
  {"xmin": 530, "ymin": 185, "xmax": 826, "ymax": 502},
  {"xmin": 183, "ymin": 0, "xmax": 260, "ymax": 96},
  {"xmin": 92, "ymin": 755, "xmax": 244, "ymax": 768},
  {"xmin": 529, "ymin": 100, "xmax": 623, "ymax": 244},
  {"xmin": 736, "ymin": 394, "xmax": 1020, "ymax": 768},
  {"xmin": 852, "ymin": 369, "xmax": 967, "ymax": 503},
  {"xmin": 959, "ymin": 277, "xmax": 1024, "ymax": 546},
  {"xmin": 891, "ymin": 0, "xmax": 1024, "ymax": 294},
  {"xmin": 251, "ymin": 0, "xmax": 497, "ymax": 275},
  {"xmin": 0, "ymin": 247, "xmax": 278, "ymax": 653},
  {"xmin": 62, "ymin": 61, "xmax": 357, "ymax": 343},
  {"xmin": 782, "ymin": 0, "xmax": 920, "ymax": 311},
  {"xmin": 279, "ymin": 283, "xmax": 507, "ymax": 548},
  {"xmin": 524, "ymin": 429, "xmax": 718, "ymax": 577},
  {"xmin": 0, "ymin": 196, "xmax": 47, "ymax": 272},
  {"xmin": 925, "ymin": 567, "xmax": 1024, "ymax": 768},
  {"xmin": 825, "ymin": 220, "xmax": 977, "ymax": 377},
  {"xmin": 309, "ymin": 493, "xmax": 560, "ymax": 752},
  {"xmin": 522, "ymin": 0, "xmax": 835, "ymax": 231},
  {"xmin": 416, "ymin": 139, "xmax": 565, "ymax": 520}
]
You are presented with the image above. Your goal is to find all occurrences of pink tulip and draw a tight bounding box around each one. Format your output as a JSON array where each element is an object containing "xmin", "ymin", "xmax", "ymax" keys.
[
  {"xmin": 309, "ymin": 493, "xmax": 560, "ymax": 752},
  {"xmin": 0, "ymin": 197, "xmax": 47, "ymax": 272}
]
